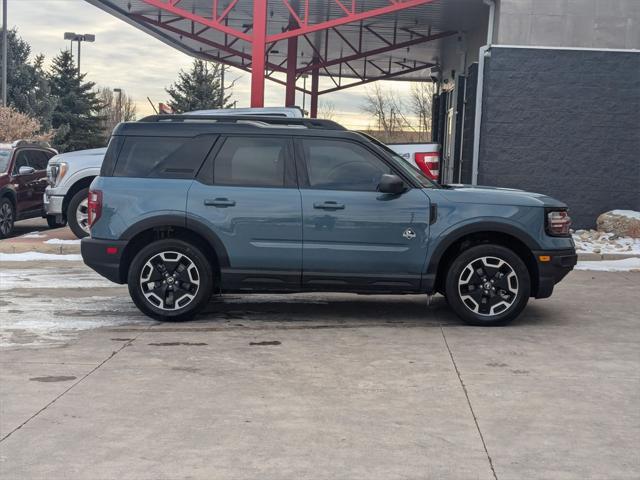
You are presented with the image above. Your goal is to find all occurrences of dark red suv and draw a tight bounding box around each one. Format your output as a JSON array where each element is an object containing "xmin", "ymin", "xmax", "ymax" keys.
[{"xmin": 0, "ymin": 141, "xmax": 58, "ymax": 238}]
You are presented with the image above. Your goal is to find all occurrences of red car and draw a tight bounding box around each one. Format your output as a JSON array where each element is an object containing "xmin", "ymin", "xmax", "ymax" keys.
[{"xmin": 0, "ymin": 141, "xmax": 58, "ymax": 238}]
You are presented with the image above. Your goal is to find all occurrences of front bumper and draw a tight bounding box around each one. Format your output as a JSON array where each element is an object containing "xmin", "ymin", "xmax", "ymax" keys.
[
  {"xmin": 81, "ymin": 237, "xmax": 128, "ymax": 284},
  {"xmin": 43, "ymin": 188, "xmax": 65, "ymax": 216},
  {"xmin": 532, "ymin": 249, "xmax": 577, "ymax": 299}
]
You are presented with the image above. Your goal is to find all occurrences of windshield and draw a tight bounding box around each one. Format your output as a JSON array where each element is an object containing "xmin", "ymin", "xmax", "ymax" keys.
[
  {"xmin": 0, "ymin": 149, "xmax": 11, "ymax": 173},
  {"xmin": 356, "ymin": 132, "xmax": 438, "ymax": 189}
]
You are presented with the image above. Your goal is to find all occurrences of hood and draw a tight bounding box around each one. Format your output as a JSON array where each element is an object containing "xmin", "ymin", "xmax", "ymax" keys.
[
  {"xmin": 49, "ymin": 147, "xmax": 107, "ymax": 165},
  {"xmin": 437, "ymin": 184, "xmax": 567, "ymax": 208}
]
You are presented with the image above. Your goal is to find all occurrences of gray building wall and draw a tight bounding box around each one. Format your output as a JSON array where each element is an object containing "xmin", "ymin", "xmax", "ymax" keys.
[
  {"xmin": 497, "ymin": 0, "xmax": 640, "ymax": 49},
  {"xmin": 477, "ymin": 46, "xmax": 640, "ymax": 229}
]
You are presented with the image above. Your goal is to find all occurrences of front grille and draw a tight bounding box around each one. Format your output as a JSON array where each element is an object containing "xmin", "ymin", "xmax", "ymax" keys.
[{"xmin": 47, "ymin": 165, "xmax": 59, "ymax": 185}]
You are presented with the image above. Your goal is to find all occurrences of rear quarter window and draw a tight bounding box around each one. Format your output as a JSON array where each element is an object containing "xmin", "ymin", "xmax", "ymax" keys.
[{"xmin": 112, "ymin": 135, "xmax": 217, "ymax": 179}]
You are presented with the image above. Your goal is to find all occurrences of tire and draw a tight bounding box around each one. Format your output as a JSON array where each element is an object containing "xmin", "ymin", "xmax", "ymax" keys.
[
  {"xmin": 0, "ymin": 198, "xmax": 15, "ymax": 239},
  {"xmin": 67, "ymin": 188, "xmax": 90, "ymax": 239},
  {"xmin": 46, "ymin": 215, "xmax": 66, "ymax": 228},
  {"xmin": 127, "ymin": 239, "xmax": 214, "ymax": 321},
  {"xmin": 444, "ymin": 244, "xmax": 530, "ymax": 326}
]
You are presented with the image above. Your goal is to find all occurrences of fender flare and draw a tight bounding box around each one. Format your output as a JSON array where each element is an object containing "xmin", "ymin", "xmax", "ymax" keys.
[
  {"xmin": 0, "ymin": 186, "xmax": 17, "ymax": 208},
  {"xmin": 120, "ymin": 213, "xmax": 230, "ymax": 268},
  {"xmin": 426, "ymin": 220, "xmax": 541, "ymax": 277}
]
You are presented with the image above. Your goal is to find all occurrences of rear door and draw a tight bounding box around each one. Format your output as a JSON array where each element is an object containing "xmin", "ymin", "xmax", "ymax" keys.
[
  {"xmin": 27, "ymin": 150, "xmax": 52, "ymax": 207},
  {"xmin": 296, "ymin": 137, "xmax": 431, "ymax": 292},
  {"xmin": 187, "ymin": 135, "xmax": 302, "ymax": 291}
]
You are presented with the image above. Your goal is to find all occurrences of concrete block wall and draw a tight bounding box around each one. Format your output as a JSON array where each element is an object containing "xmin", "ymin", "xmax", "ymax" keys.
[
  {"xmin": 477, "ymin": 46, "xmax": 640, "ymax": 229},
  {"xmin": 497, "ymin": 0, "xmax": 640, "ymax": 49}
]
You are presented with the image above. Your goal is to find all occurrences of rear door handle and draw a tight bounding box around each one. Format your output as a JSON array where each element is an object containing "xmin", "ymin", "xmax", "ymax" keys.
[
  {"xmin": 204, "ymin": 198, "xmax": 236, "ymax": 207},
  {"xmin": 313, "ymin": 201, "xmax": 345, "ymax": 210}
]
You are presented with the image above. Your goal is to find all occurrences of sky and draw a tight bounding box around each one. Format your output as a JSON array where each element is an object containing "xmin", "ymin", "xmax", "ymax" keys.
[{"xmin": 7, "ymin": 0, "xmax": 419, "ymax": 130}]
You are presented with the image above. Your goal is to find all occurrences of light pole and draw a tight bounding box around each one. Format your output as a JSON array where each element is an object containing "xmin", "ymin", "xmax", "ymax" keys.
[
  {"xmin": 2, "ymin": 0, "xmax": 7, "ymax": 107},
  {"xmin": 63, "ymin": 32, "xmax": 95, "ymax": 77},
  {"xmin": 113, "ymin": 88, "xmax": 122, "ymax": 123}
]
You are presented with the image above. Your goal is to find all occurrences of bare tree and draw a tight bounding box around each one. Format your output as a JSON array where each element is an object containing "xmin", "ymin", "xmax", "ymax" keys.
[
  {"xmin": 97, "ymin": 87, "xmax": 137, "ymax": 139},
  {"xmin": 410, "ymin": 82, "xmax": 434, "ymax": 141},
  {"xmin": 0, "ymin": 106, "xmax": 54, "ymax": 143},
  {"xmin": 318, "ymin": 100, "xmax": 336, "ymax": 121},
  {"xmin": 362, "ymin": 83, "xmax": 408, "ymax": 142}
]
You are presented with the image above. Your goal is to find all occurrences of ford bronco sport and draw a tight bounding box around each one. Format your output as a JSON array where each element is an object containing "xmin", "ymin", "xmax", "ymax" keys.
[{"xmin": 81, "ymin": 115, "xmax": 576, "ymax": 325}]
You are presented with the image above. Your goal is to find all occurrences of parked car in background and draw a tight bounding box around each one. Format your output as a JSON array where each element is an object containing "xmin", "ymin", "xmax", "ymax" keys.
[
  {"xmin": 45, "ymin": 147, "xmax": 106, "ymax": 238},
  {"xmin": 387, "ymin": 142, "xmax": 440, "ymax": 182},
  {"xmin": 44, "ymin": 107, "xmax": 305, "ymax": 238},
  {"xmin": 0, "ymin": 140, "xmax": 59, "ymax": 238},
  {"xmin": 82, "ymin": 114, "xmax": 576, "ymax": 326}
]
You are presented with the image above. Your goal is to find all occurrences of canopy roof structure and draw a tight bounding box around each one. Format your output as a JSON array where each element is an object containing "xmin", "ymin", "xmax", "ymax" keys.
[{"xmin": 87, "ymin": 0, "xmax": 486, "ymax": 115}]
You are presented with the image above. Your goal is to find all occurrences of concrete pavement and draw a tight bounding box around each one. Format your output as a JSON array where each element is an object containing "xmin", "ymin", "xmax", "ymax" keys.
[{"xmin": 0, "ymin": 261, "xmax": 639, "ymax": 479}]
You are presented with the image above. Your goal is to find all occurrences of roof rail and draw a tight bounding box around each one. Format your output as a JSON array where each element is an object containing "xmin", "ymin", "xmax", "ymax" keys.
[{"xmin": 138, "ymin": 114, "xmax": 346, "ymax": 131}]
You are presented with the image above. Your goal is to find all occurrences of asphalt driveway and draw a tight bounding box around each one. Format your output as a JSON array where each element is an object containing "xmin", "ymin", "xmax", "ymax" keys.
[{"xmin": 1, "ymin": 261, "xmax": 638, "ymax": 479}]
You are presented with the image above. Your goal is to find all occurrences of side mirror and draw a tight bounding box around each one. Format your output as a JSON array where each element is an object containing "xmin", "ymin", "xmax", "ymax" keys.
[
  {"xmin": 378, "ymin": 174, "xmax": 405, "ymax": 194},
  {"xmin": 18, "ymin": 166, "xmax": 36, "ymax": 176}
]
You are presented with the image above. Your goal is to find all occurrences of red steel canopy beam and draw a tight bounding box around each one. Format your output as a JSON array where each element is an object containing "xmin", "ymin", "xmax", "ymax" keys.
[
  {"xmin": 319, "ymin": 62, "xmax": 435, "ymax": 94},
  {"xmin": 251, "ymin": 0, "xmax": 267, "ymax": 107}
]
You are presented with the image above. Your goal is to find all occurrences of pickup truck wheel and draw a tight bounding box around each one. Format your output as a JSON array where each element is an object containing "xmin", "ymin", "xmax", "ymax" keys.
[
  {"xmin": 67, "ymin": 188, "xmax": 90, "ymax": 238},
  {"xmin": 0, "ymin": 198, "xmax": 15, "ymax": 239},
  {"xmin": 445, "ymin": 244, "xmax": 530, "ymax": 326},
  {"xmin": 127, "ymin": 239, "xmax": 214, "ymax": 321}
]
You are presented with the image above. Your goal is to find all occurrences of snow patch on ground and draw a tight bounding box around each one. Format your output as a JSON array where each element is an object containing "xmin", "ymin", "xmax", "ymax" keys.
[
  {"xmin": 20, "ymin": 231, "xmax": 47, "ymax": 238},
  {"xmin": 44, "ymin": 238, "xmax": 81, "ymax": 245},
  {"xmin": 611, "ymin": 210, "xmax": 640, "ymax": 221},
  {"xmin": 572, "ymin": 230, "xmax": 640, "ymax": 255},
  {"xmin": 0, "ymin": 252, "xmax": 82, "ymax": 262},
  {"xmin": 575, "ymin": 258, "xmax": 640, "ymax": 272}
]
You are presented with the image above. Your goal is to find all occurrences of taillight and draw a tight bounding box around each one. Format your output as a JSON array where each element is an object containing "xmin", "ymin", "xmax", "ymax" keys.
[
  {"xmin": 414, "ymin": 152, "xmax": 440, "ymax": 181},
  {"xmin": 87, "ymin": 190, "xmax": 102, "ymax": 227},
  {"xmin": 546, "ymin": 210, "xmax": 571, "ymax": 236}
]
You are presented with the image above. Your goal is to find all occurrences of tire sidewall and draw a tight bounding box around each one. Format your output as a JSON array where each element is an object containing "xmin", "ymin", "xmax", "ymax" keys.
[
  {"xmin": 0, "ymin": 198, "xmax": 15, "ymax": 239},
  {"xmin": 67, "ymin": 188, "xmax": 90, "ymax": 239},
  {"xmin": 127, "ymin": 239, "xmax": 214, "ymax": 321},
  {"xmin": 445, "ymin": 244, "xmax": 531, "ymax": 326}
]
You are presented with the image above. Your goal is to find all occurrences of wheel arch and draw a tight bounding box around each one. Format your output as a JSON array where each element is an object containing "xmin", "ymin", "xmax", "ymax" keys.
[
  {"xmin": 63, "ymin": 176, "xmax": 95, "ymax": 219},
  {"xmin": 0, "ymin": 187, "xmax": 17, "ymax": 210},
  {"xmin": 118, "ymin": 215, "xmax": 229, "ymax": 284},
  {"xmin": 428, "ymin": 222, "xmax": 541, "ymax": 297}
]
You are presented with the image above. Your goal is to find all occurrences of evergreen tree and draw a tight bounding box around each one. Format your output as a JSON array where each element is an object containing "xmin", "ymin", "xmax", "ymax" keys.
[
  {"xmin": 165, "ymin": 60, "xmax": 233, "ymax": 113},
  {"xmin": 48, "ymin": 50, "xmax": 104, "ymax": 152},
  {"xmin": 0, "ymin": 29, "xmax": 55, "ymax": 129}
]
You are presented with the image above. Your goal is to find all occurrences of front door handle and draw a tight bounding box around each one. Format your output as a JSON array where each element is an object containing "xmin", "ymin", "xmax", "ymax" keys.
[
  {"xmin": 204, "ymin": 198, "xmax": 236, "ymax": 207},
  {"xmin": 313, "ymin": 201, "xmax": 345, "ymax": 210}
]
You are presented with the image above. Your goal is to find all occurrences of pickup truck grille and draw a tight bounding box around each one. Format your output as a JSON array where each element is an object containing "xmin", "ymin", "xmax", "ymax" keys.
[{"xmin": 47, "ymin": 164, "xmax": 59, "ymax": 186}]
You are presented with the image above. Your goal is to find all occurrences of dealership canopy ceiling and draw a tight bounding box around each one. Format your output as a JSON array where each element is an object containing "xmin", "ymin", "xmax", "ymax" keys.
[{"xmin": 87, "ymin": 0, "xmax": 486, "ymax": 112}]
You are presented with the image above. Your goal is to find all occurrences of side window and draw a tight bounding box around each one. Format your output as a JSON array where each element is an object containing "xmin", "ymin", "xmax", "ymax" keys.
[
  {"xmin": 300, "ymin": 138, "xmax": 392, "ymax": 191},
  {"xmin": 213, "ymin": 136, "xmax": 287, "ymax": 187},
  {"xmin": 113, "ymin": 135, "xmax": 216, "ymax": 179},
  {"xmin": 13, "ymin": 151, "xmax": 29, "ymax": 173},
  {"xmin": 28, "ymin": 151, "xmax": 49, "ymax": 171}
]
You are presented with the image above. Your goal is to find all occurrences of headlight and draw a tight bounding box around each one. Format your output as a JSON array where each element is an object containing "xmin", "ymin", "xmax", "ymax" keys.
[
  {"xmin": 545, "ymin": 209, "xmax": 572, "ymax": 237},
  {"xmin": 48, "ymin": 162, "xmax": 68, "ymax": 186}
]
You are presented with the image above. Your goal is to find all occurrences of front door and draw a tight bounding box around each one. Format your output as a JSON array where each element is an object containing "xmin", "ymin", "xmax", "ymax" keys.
[
  {"xmin": 297, "ymin": 137, "xmax": 430, "ymax": 292},
  {"xmin": 187, "ymin": 135, "xmax": 302, "ymax": 291}
]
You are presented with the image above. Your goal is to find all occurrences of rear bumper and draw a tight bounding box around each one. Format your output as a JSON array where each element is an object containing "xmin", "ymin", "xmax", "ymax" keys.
[
  {"xmin": 533, "ymin": 249, "xmax": 577, "ymax": 299},
  {"xmin": 81, "ymin": 237, "xmax": 128, "ymax": 284}
]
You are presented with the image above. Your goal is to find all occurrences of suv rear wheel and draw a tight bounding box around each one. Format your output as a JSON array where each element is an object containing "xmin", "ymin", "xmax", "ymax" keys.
[
  {"xmin": 67, "ymin": 188, "xmax": 90, "ymax": 239},
  {"xmin": 127, "ymin": 239, "xmax": 214, "ymax": 321},
  {"xmin": 0, "ymin": 198, "xmax": 15, "ymax": 239},
  {"xmin": 445, "ymin": 244, "xmax": 530, "ymax": 326}
]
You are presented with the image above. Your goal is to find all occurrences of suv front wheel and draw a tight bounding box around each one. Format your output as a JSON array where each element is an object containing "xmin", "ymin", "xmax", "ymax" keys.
[
  {"xmin": 445, "ymin": 244, "xmax": 530, "ymax": 326},
  {"xmin": 127, "ymin": 239, "xmax": 214, "ymax": 321}
]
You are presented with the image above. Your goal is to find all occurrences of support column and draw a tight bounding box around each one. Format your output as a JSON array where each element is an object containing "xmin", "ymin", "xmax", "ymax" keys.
[
  {"xmin": 310, "ymin": 59, "xmax": 319, "ymax": 118},
  {"xmin": 250, "ymin": 0, "xmax": 267, "ymax": 107},
  {"xmin": 285, "ymin": 35, "xmax": 298, "ymax": 107}
]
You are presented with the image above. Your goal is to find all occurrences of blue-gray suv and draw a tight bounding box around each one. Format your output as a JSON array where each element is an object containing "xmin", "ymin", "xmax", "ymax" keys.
[{"xmin": 81, "ymin": 115, "xmax": 577, "ymax": 325}]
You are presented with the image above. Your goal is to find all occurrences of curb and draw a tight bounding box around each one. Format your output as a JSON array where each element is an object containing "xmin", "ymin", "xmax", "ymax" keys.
[
  {"xmin": 577, "ymin": 253, "xmax": 640, "ymax": 261},
  {"xmin": 0, "ymin": 243, "xmax": 81, "ymax": 255}
]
